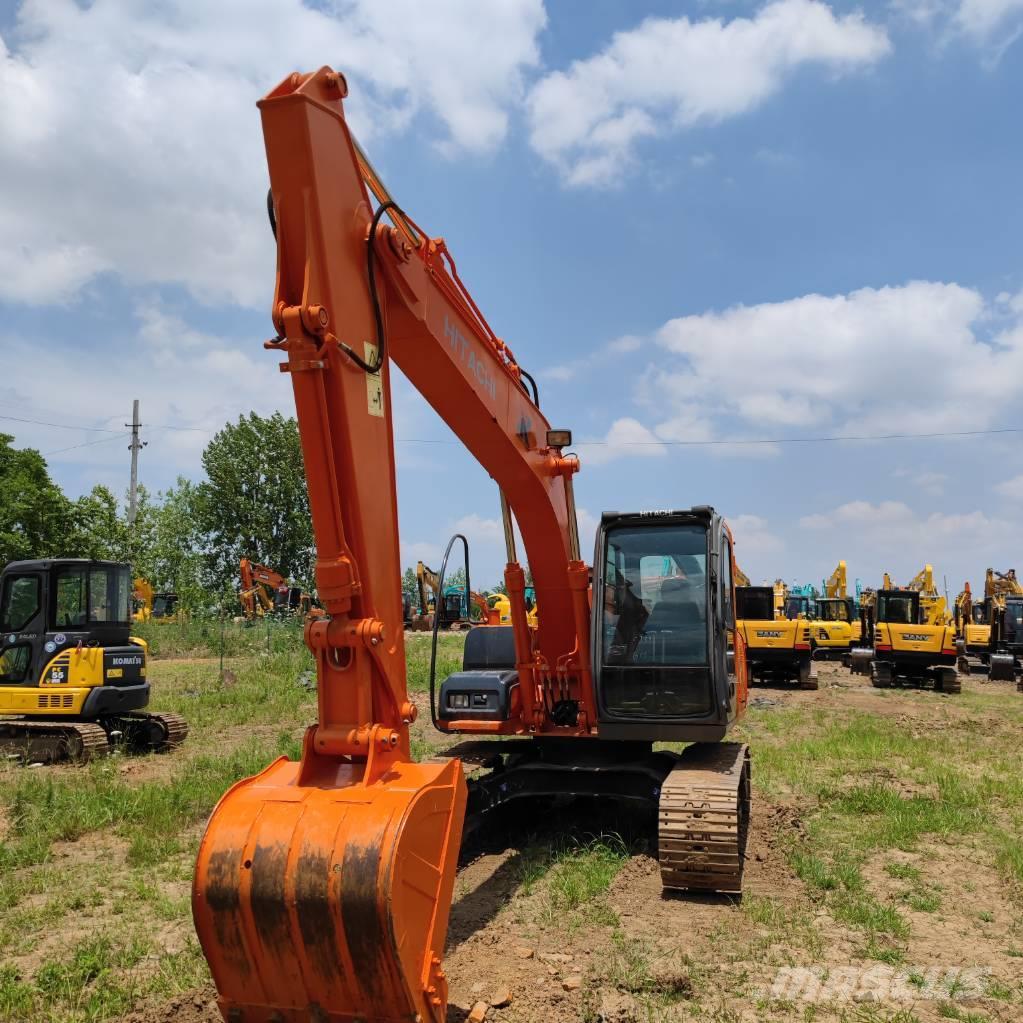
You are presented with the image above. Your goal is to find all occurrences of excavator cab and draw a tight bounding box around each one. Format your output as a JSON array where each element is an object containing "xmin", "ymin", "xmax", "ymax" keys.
[{"xmin": 593, "ymin": 508, "xmax": 740, "ymax": 740}]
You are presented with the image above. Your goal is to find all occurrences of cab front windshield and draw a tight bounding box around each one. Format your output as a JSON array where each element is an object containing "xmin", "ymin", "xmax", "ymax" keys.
[
  {"xmin": 877, "ymin": 592, "xmax": 919, "ymax": 625},
  {"xmin": 602, "ymin": 525, "xmax": 708, "ymax": 667},
  {"xmin": 783, "ymin": 597, "xmax": 811, "ymax": 619},
  {"xmin": 816, "ymin": 599, "xmax": 851, "ymax": 623}
]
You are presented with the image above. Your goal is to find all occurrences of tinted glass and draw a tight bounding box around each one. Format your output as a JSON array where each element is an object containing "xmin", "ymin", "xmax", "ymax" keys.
[
  {"xmin": 0, "ymin": 645, "xmax": 32, "ymax": 683},
  {"xmin": 817, "ymin": 599, "xmax": 851, "ymax": 623},
  {"xmin": 601, "ymin": 525, "xmax": 707, "ymax": 667},
  {"xmin": 56, "ymin": 569, "xmax": 87, "ymax": 628},
  {"xmin": 878, "ymin": 592, "xmax": 917, "ymax": 625},
  {"xmin": 1004, "ymin": 600, "xmax": 1023, "ymax": 641},
  {"xmin": 1, "ymin": 576, "xmax": 41, "ymax": 632},
  {"xmin": 736, "ymin": 588, "xmax": 774, "ymax": 621}
]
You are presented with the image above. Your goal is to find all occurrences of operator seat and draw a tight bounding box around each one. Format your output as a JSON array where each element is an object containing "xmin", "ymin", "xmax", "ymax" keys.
[{"xmin": 645, "ymin": 578, "xmax": 703, "ymax": 633}]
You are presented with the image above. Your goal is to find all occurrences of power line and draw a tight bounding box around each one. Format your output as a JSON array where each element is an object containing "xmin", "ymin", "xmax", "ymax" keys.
[
  {"xmin": 44, "ymin": 434, "xmax": 127, "ymax": 457},
  {"xmin": 0, "ymin": 414, "xmax": 124, "ymax": 433},
  {"xmin": 395, "ymin": 425, "xmax": 1023, "ymax": 447}
]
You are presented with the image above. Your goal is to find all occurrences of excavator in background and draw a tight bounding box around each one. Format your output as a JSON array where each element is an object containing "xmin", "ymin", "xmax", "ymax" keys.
[
  {"xmin": 132, "ymin": 577, "xmax": 179, "ymax": 623},
  {"xmin": 813, "ymin": 561, "xmax": 862, "ymax": 659},
  {"xmin": 782, "ymin": 583, "xmax": 817, "ymax": 621},
  {"xmin": 239, "ymin": 558, "xmax": 313, "ymax": 620},
  {"xmin": 906, "ymin": 564, "xmax": 952, "ymax": 626},
  {"xmin": 849, "ymin": 573, "xmax": 888, "ymax": 674},
  {"xmin": 985, "ymin": 569, "xmax": 1023, "ymax": 683},
  {"xmin": 954, "ymin": 581, "xmax": 991, "ymax": 673},
  {"xmin": 852, "ymin": 574, "xmax": 959, "ymax": 693},
  {"xmin": 736, "ymin": 574, "xmax": 816, "ymax": 689},
  {"xmin": 0, "ymin": 559, "xmax": 188, "ymax": 761},
  {"xmin": 192, "ymin": 68, "xmax": 752, "ymax": 1023},
  {"xmin": 485, "ymin": 587, "xmax": 538, "ymax": 628},
  {"xmin": 773, "ymin": 578, "xmax": 787, "ymax": 616},
  {"xmin": 413, "ymin": 560, "xmax": 489, "ymax": 630}
]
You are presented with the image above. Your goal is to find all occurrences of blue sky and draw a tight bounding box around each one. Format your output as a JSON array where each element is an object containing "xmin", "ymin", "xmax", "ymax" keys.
[{"xmin": 2, "ymin": 0, "xmax": 1022, "ymax": 594}]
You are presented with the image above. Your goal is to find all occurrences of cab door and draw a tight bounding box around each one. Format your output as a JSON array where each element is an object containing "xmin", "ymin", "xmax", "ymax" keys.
[{"xmin": 0, "ymin": 570, "xmax": 46, "ymax": 687}]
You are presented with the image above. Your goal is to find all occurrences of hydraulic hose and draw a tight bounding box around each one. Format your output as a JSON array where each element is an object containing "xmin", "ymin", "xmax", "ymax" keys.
[{"xmin": 428, "ymin": 533, "xmax": 470, "ymax": 729}]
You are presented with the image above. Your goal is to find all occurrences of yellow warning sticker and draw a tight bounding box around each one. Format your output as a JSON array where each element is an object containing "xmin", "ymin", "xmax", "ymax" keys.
[{"xmin": 365, "ymin": 342, "xmax": 384, "ymax": 417}]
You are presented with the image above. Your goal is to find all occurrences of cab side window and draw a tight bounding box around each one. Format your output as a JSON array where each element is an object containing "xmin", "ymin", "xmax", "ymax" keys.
[
  {"xmin": 0, "ymin": 575, "xmax": 41, "ymax": 632},
  {"xmin": 721, "ymin": 540, "xmax": 734, "ymax": 629},
  {"xmin": 56, "ymin": 569, "xmax": 87, "ymax": 629}
]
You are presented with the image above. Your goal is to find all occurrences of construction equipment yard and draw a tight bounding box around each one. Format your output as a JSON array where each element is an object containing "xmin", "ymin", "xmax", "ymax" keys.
[
  {"xmin": 1, "ymin": 632, "xmax": 1020, "ymax": 1023},
  {"xmin": 3, "ymin": 5, "xmax": 1023, "ymax": 1022}
]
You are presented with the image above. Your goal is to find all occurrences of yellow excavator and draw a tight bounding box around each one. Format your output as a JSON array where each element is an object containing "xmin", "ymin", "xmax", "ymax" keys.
[
  {"xmin": 954, "ymin": 580, "xmax": 991, "ymax": 673},
  {"xmin": 0, "ymin": 559, "xmax": 188, "ymax": 761},
  {"xmin": 906, "ymin": 564, "xmax": 952, "ymax": 626},
  {"xmin": 982, "ymin": 569, "xmax": 1023, "ymax": 682},
  {"xmin": 853, "ymin": 570, "xmax": 959, "ymax": 693},
  {"xmin": 132, "ymin": 577, "xmax": 179, "ymax": 623},
  {"xmin": 813, "ymin": 561, "xmax": 861, "ymax": 659},
  {"xmin": 736, "ymin": 570, "xmax": 816, "ymax": 689}
]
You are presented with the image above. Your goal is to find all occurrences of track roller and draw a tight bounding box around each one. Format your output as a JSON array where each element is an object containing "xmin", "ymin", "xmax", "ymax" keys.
[
  {"xmin": 870, "ymin": 661, "xmax": 893, "ymax": 689},
  {"xmin": 989, "ymin": 653, "xmax": 1016, "ymax": 683},
  {"xmin": 935, "ymin": 667, "xmax": 960, "ymax": 694},
  {"xmin": 659, "ymin": 743, "xmax": 750, "ymax": 894}
]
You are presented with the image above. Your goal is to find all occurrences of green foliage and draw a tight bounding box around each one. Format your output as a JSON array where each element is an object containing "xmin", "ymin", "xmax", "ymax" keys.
[
  {"xmin": 0, "ymin": 433, "xmax": 74, "ymax": 565},
  {"xmin": 196, "ymin": 412, "xmax": 314, "ymax": 593}
]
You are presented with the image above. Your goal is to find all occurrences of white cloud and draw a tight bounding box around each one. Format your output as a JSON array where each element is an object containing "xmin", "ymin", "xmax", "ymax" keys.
[
  {"xmin": 953, "ymin": 0, "xmax": 1023, "ymax": 41},
  {"xmin": 995, "ymin": 474, "xmax": 1023, "ymax": 500},
  {"xmin": 730, "ymin": 513, "xmax": 784, "ymax": 566},
  {"xmin": 573, "ymin": 279, "xmax": 1023, "ymax": 461},
  {"xmin": 797, "ymin": 500, "xmax": 1017, "ymax": 584},
  {"xmin": 577, "ymin": 417, "xmax": 667, "ymax": 466},
  {"xmin": 892, "ymin": 468, "xmax": 948, "ymax": 496},
  {"xmin": 0, "ymin": 0, "xmax": 546, "ymax": 306},
  {"xmin": 0, "ymin": 304, "xmax": 288, "ymax": 479},
  {"xmin": 641, "ymin": 280, "xmax": 1023, "ymax": 443},
  {"xmin": 525, "ymin": 0, "xmax": 890, "ymax": 186}
]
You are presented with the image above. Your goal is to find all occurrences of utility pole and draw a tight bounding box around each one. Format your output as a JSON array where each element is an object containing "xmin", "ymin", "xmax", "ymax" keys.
[{"xmin": 127, "ymin": 399, "xmax": 146, "ymax": 527}]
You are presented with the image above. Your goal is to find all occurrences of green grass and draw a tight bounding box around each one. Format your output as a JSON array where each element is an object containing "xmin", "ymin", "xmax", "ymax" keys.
[
  {"xmin": 0, "ymin": 734, "xmax": 300, "ymax": 870},
  {"xmin": 133, "ymin": 617, "xmax": 307, "ymax": 659}
]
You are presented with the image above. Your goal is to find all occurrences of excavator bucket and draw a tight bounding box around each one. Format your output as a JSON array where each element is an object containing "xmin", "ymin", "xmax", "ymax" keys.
[{"xmin": 193, "ymin": 730, "xmax": 467, "ymax": 1023}]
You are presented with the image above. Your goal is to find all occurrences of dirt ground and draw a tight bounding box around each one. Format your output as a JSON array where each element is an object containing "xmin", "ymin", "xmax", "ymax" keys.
[{"xmin": 105, "ymin": 661, "xmax": 1023, "ymax": 1023}]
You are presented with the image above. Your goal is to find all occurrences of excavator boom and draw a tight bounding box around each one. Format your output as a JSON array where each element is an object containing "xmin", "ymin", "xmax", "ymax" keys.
[{"xmin": 194, "ymin": 67, "xmax": 588, "ymax": 1023}]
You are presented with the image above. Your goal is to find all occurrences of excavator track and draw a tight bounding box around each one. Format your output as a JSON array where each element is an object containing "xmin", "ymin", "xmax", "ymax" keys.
[
  {"xmin": 0, "ymin": 720, "xmax": 110, "ymax": 764},
  {"xmin": 659, "ymin": 742, "xmax": 750, "ymax": 894},
  {"xmin": 114, "ymin": 711, "xmax": 189, "ymax": 752}
]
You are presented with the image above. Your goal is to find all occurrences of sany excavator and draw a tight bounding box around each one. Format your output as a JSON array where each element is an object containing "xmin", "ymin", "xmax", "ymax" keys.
[
  {"xmin": 852, "ymin": 570, "xmax": 959, "ymax": 693},
  {"xmin": 191, "ymin": 68, "xmax": 751, "ymax": 1023},
  {"xmin": 239, "ymin": 558, "xmax": 313, "ymax": 620},
  {"xmin": 736, "ymin": 570, "xmax": 816, "ymax": 689},
  {"xmin": 813, "ymin": 561, "xmax": 862, "ymax": 659}
]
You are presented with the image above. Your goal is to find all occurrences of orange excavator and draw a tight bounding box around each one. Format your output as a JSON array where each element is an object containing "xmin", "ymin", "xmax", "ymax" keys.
[
  {"xmin": 193, "ymin": 67, "xmax": 750, "ymax": 1023},
  {"xmin": 239, "ymin": 557, "xmax": 312, "ymax": 619}
]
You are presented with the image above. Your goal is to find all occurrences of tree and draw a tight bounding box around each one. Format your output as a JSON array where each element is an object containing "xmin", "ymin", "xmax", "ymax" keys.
[
  {"xmin": 0, "ymin": 433, "xmax": 73, "ymax": 564},
  {"xmin": 147, "ymin": 478, "xmax": 210, "ymax": 607},
  {"xmin": 196, "ymin": 413, "xmax": 314, "ymax": 593},
  {"xmin": 65, "ymin": 485, "xmax": 128, "ymax": 560}
]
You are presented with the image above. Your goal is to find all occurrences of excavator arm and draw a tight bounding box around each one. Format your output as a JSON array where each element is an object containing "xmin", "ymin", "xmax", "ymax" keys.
[
  {"xmin": 194, "ymin": 67, "xmax": 591, "ymax": 1023},
  {"xmin": 825, "ymin": 561, "xmax": 847, "ymax": 600}
]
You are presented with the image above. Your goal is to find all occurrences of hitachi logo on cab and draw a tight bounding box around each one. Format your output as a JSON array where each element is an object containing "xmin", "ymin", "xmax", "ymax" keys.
[{"xmin": 445, "ymin": 316, "xmax": 497, "ymax": 400}]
